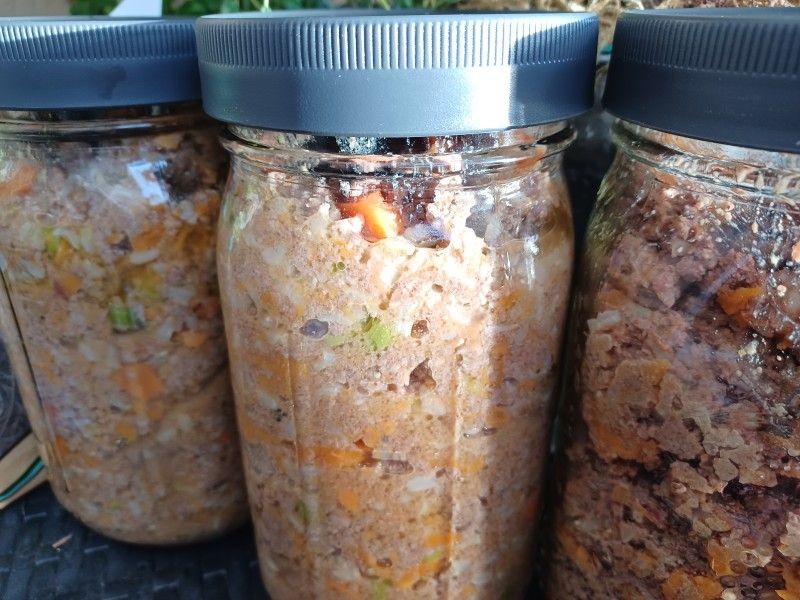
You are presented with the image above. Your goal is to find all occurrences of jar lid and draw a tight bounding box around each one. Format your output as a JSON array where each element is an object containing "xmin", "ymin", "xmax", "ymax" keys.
[
  {"xmin": 604, "ymin": 9, "xmax": 800, "ymax": 154},
  {"xmin": 0, "ymin": 18, "xmax": 200, "ymax": 110},
  {"xmin": 195, "ymin": 10, "xmax": 598, "ymax": 136}
]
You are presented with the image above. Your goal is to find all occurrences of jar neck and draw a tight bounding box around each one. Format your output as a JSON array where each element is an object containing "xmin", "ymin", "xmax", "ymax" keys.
[
  {"xmin": 223, "ymin": 123, "xmax": 572, "ymax": 178},
  {"xmin": 0, "ymin": 102, "xmax": 208, "ymax": 141},
  {"xmin": 614, "ymin": 120, "xmax": 800, "ymax": 198}
]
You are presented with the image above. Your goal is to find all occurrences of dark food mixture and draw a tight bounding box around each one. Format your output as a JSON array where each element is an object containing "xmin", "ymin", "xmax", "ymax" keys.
[{"xmin": 550, "ymin": 128, "xmax": 800, "ymax": 600}]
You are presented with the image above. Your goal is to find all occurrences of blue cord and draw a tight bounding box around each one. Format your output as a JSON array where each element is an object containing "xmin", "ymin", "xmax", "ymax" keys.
[{"xmin": 0, "ymin": 457, "xmax": 44, "ymax": 502}]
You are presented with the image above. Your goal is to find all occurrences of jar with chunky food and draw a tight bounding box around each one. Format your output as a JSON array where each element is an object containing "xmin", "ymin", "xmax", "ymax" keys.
[
  {"xmin": 0, "ymin": 18, "xmax": 246, "ymax": 544},
  {"xmin": 549, "ymin": 9, "xmax": 800, "ymax": 600},
  {"xmin": 197, "ymin": 10, "xmax": 597, "ymax": 599}
]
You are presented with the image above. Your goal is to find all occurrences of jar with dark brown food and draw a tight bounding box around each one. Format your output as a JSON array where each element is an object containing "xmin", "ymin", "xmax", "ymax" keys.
[
  {"xmin": 549, "ymin": 9, "xmax": 800, "ymax": 600},
  {"xmin": 197, "ymin": 11, "xmax": 597, "ymax": 599},
  {"xmin": 0, "ymin": 18, "xmax": 247, "ymax": 544}
]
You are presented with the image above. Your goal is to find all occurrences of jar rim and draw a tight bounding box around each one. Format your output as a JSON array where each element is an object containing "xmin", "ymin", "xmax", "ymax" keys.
[{"xmin": 223, "ymin": 122, "xmax": 572, "ymax": 178}]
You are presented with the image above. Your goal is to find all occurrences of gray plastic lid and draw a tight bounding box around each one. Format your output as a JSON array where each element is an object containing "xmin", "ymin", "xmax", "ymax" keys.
[
  {"xmin": 0, "ymin": 18, "xmax": 201, "ymax": 110},
  {"xmin": 604, "ymin": 9, "xmax": 800, "ymax": 154},
  {"xmin": 195, "ymin": 10, "xmax": 599, "ymax": 137}
]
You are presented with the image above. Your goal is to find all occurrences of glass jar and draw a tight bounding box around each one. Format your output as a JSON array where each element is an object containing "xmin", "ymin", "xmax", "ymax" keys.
[
  {"xmin": 198, "ymin": 10, "xmax": 597, "ymax": 597},
  {"xmin": 0, "ymin": 104, "xmax": 248, "ymax": 544},
  {"xmin": 549, "ymin": 9, "xmax": 800, "ymax": 599},
  {"xmin": 219, "ymin": 122, "xmax": 574, "ymax": 599},
  {"xmin": 550, "ymin": 120, "xmax": 800, "ymax": 598},
  {"xmin": 0, "ymin": 16, "xmax": 248, "ymax": 544}
]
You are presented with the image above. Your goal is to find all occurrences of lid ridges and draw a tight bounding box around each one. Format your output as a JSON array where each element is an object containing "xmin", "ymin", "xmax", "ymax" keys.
[
  {"xmin": 613, "ymin": 12, "xmax": 800, "ymax": 77},
  {"xmin": 196, "ymin": 16, "xmax": 596, "ymax": 71}
]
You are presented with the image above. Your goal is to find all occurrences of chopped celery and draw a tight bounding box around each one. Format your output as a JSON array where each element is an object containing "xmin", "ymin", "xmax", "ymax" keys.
[
  {"xmin": 108, "ymin": 302, "xmax": 145, "ymax": 333},
  {"xmin": 423, "ymin": 549, "xmax": 444, "ymax": 564},
  {"xmin": 294, "ymin": 500, "xmax": 310, "ymax": 527},
  {"xmin": 325, "ymin": 333, "xmax": 350, "ymax": 348},
  {"xmin": 325, "ymin": 315, "xmax": 393, "ymax": 351},
  {"xmin": 372, "ymin": 579, "xmax": 392, "ymax": 600},
  {"xmin": 332, "ymin": 261, "xmax": 346, "ymax": 273},
  {"xmin": 43, "ymin": 228, "xmax": 60, "ymax": 259},
  {"xmin": 362, "ymin": 315, "xmax": 393, "ymax": 352}
]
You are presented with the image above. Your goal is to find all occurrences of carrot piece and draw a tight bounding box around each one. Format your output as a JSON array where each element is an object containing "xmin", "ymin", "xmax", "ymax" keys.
[
  {"xmin": 131, "ymin": 223, "xmax": 165, "ymax": 252},
  {"xmin": 308, "ymin": 446, "xmax": 364, "ymax": 468},
  {"xmin": 423, "ymin": 532, "xmax": 459, "ymax": 548},
  {"xmin": 179, "ymin": 330, "xmax": 208, "ymax": 348},
  {"xmin": 238, "ymin": 413, "xmax": 279, "ymax": 446},
  {"xmin": 112, "ymin": 363, "xmax": 166, "ymax": 404},
  {"xmin": 53, "ymin": 273, "xmax": 82, "ymax": 299},
  {"xmin": 717, "ymin": 285, "xmax": 762, "ymax": 316},
  {"xmin": 337, "ymin": 191, "xmax": 400, "ymax": 241},
  {"xmin": 337, "ymin": 488, "xmax": 361, "ymax": 513},
  {"xmin": 114, "ymin": 420, "xmax": 138, "ymax": 442},
  {"xmin": 0, "ymin": 163, "xmax": 36, "ymax": 197}
]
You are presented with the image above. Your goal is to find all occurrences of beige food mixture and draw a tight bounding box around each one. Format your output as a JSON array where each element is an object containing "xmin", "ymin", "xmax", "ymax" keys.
[
  {"xmin": 0, "ymin": 110, "xmax": 247, "ymax": 544},
  {"xmin": 550, "ymin": 124, "xmax": 800, "ymax": 599},
  {"xmin": 218, "ymin": 128, "xmax": 574, "ymax": 599}
]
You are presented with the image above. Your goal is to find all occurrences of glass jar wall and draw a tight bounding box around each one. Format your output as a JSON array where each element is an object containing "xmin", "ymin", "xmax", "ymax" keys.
[
  {"xmin": 549, "ymin": 121, "xmax": 800, "ymax": 599},
  {"xmin": 0, "ymin": 105, "xmax": 247, "ymax": 544},
  {"xmin": 218, "ymin": 124, "xmax": 575, "ymax": 599}
]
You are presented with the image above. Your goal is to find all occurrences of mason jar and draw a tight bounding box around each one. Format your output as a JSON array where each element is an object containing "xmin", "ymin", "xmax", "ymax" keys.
[
  {"xmin": 0, "ymin": 18, "xmax": 247, "ymax": 544},
  {"xmin": 197, "ymin": 11, "xmax": 597, "ymax": 599},
  {"xmin": 549, "ymin": 9, "xmax": 800, "ymax": 599}
]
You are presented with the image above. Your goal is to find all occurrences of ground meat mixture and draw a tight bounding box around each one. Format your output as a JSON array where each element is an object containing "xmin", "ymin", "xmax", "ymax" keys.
[
  {"xmin": 0, "ymin": 109, "xmax": 247, "ymax": 544},
  {"xmin": 218, "ymin": 126, "xmax": 574, "ymax": 599},
  {"xmin": 549, "ymin": 124, "xmax": 800, "ymax": 599}
]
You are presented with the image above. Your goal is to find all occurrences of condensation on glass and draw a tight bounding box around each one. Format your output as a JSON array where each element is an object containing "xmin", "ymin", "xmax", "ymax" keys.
[
  {"xmin": 0, "ymin": 105, "xmax": 247, "ymax": 544},
  {"xmin": 550, "ymin": 121, "xmax": 800, "ymax": 599},
  {"xmin": 218, "ymin": 124, "xmax": 575, "ymax": 599}
]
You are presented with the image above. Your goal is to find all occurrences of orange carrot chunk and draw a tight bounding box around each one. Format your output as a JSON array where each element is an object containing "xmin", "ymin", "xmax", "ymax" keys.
[
  {"xmin": 112, "ymin": 363, "xmax": 166, "ymax": 404},
  {"xmin": 337, "ymin": 191, "xmax": 401, "ymax": 241}
]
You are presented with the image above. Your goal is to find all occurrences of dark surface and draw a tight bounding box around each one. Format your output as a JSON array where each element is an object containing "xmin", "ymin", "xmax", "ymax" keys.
[
  {"xmin": 0, "ymin": 485, "xmax": 268, "ymax": 600},
  {"xmin": 0, "ymin": 342, "xmax": 28, "ymax": 459}
]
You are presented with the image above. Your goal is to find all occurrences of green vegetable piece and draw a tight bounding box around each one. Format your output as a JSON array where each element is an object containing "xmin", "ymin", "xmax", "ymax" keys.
[
  {"xmin": 294, "ymin": 500, "xmax": 310, "ymax": 527},
  {"xmin": 108, "ymin": 302, "xmax": 145, "ymax": 333},
  {"xmin": 43, "ymin": 228, "xmax": 61, "ymax": 259},
  {"xmin": 422, "ymin": 549, "xmax": 444, "ymax": 564},
  {"xmin": 362, "ymin": 315, "xmax": 393, "ymax": 352},
  {"xmin": 325, "ymin": 333, "xmax": 350, "ymax": 348},
  {"xmin": 332, "ymin": 261, "xmax": 346, "ymax": 273},
  {"xmin": 372, "ymin": 579, "xmax": 392, "ymax": 600}
]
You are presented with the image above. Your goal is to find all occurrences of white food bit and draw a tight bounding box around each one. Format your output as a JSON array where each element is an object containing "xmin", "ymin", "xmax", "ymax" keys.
[
  {"xmin": 751, "ymin": 222, "xmax": 759, "ymax": 234},
  {"xmin": 261, "ymin": 245, "xmax": 286, "ymax": 266},
  {"xmin": 452, "ymin": 559, "xmax": 471, "ymax": 576},
  {"xmin": 127, "ymin": 160, "xmax": 169, "ymax": 205},
  {"xmin": 406, "ymin": 474, "xmax": 438, "ymax": 492},
  {"xmin": 177, "ymin": 200, "xmax": 198, "ymax": 225},
  {"xmin": 330, "ymin": 558, "xmax": 360, "ymax": 582},
  {"xmin": 721, "ymin": 590, "xmax": 737, "ymax": 600},
  {"xmin": 165, "ymin": 285, "xmax": 194, "ymax": 304},
  {"xmin": 588, "ymin": 310, "xmax": 621, "ymax": 332},
  {"xmin": 305, "ymin": 204, "xmax": 332, "ymax": 236},
  {"xmin": 22, "ymin": 260, "xmax": 45, "ymax": 280},
  {"xmin": 421, "ymin": 394, "xmax": 447, "ymax": 416},
  {"xmin": 156, "ymin": 318, "xmax": 176, "ymax": 343},
  {"xmin": 156, "ymin": 427, "xmax": 176, "ymax": 443},
  {"xmin": 737, "ymin": 340, "xmax": 758, "ymax": 358},
  {"xmin": 777, "ymin": 285, "xmax": 787, "ymax": 298},
  {"xmin": 129, "ymin": 248, "xmax": 160, "ymax": 265}
]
